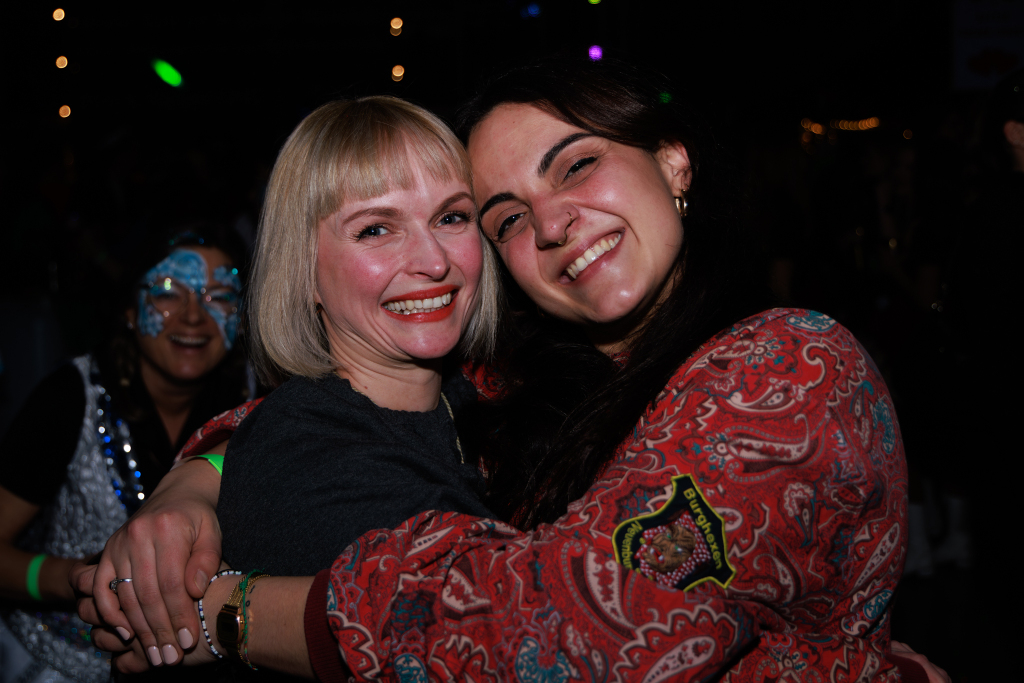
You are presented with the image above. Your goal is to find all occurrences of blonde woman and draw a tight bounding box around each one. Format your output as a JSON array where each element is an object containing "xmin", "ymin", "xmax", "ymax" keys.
[{"xmin": 79, "ymin": 96, "xmax": 500, "ymax": 668}]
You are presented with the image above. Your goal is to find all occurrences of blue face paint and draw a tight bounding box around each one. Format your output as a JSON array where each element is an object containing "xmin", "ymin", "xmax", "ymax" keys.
[
  {"xmin": 137, "ymin": 287, "xmax": 166, "ymax": 338},
  {"xmin": 210, "ymin": 265, "xmax": 242, "ymax": 350},
  {"xmin": 136, "ymin": 250, "xmax": 241, "ymax": 350}
]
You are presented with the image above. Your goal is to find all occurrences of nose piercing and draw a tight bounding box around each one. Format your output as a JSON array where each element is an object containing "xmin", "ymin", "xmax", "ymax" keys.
[{"xmin": 557, "ymin": 211, "xmax": 574, "ymax": 246}]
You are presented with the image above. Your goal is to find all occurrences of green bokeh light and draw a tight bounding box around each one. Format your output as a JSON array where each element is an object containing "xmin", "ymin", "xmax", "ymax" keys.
[
  {"xmin": 659, "ymin": 92, "xmax": 673, "ymax": 104},
  {"xmin": 151, "ymin": 59, "xmax": 182, "ymax": 87}
]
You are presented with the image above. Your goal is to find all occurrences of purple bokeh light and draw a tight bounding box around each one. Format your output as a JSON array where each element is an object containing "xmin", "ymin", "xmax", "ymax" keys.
[{"xmin": 588, "ymin": 45, "xmax": 603, "ymax": 61}]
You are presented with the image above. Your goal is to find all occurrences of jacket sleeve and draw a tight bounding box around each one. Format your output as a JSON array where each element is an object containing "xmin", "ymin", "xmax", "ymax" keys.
[{"xmin": 325, "ymin": 511, "xmax": 758, "ymax": 681}]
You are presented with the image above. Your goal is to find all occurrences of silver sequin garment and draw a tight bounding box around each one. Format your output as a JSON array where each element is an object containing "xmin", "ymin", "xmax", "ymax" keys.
[{"xmin": 1, "ymin": 356, "xmax": 126, "ymax": 682}]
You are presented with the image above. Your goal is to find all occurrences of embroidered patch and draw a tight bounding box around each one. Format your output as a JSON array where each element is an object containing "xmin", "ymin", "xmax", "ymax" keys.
[{"xmin": 613, "ymin": 474, "xmax": 736, "ymax": 591}]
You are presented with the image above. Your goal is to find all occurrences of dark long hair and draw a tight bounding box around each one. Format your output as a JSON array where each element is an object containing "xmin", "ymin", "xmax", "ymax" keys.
[{"xmin": 456, "ymin": 57, "xmax": 766, "ymax": 529}]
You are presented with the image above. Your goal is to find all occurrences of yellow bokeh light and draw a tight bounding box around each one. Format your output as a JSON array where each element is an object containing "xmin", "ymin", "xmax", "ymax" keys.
[
  {"xmin": 811, "ymin": 123, "xmax": 823, "ymax": 135},
  {"xmin": 59, "ymin": 105, "xmax": 70, "ymax": 118},
  {"xmin": 56, "ymin": 56, "xmax": 68, "ymax": 68},
  {"xmin": 53, "ymin": 8, "xmax": 65, "ymax": 20},
  {"xmin": 391, "ymin": 17, "xmax": 403, "ymax": 29},
  {"xmin": 390, "ymin": 26, "xmax": 402, "ymax": 36},
  {"xmin": 392, "ymin": 64, "xmax": 405, "ymax": 81}
]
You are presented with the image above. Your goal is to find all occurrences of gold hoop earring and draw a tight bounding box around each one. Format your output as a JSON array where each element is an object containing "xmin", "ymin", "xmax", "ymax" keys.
[{"xmin": 675, "ymin": 193, "xmax": 688, "ymax": 217}]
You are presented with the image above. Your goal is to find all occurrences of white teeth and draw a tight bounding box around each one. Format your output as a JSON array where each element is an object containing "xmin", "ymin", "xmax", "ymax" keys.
[
  {"xmin": 565, "ymin": 233, "xmax": 622, "ymax": 280},
  {"xmin": 170, "ymin": 335, "xmax": 209, "ymax": 347},
  {"xmin": 383, "ymin": 292, "xmax": 454, "ymax": 314}
]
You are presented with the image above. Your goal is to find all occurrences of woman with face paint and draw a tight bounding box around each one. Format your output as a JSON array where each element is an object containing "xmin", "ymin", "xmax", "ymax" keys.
[{"xmin": 0, "ymin": 228, "xmax": 251, "ymax": 683}]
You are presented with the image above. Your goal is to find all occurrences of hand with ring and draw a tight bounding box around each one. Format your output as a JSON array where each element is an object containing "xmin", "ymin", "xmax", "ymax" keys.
[
  {"xmin": 109, "ymin": 578, "xmax": 132, "ymax": 593},
  {"xmin": 72, "ymin": 456, "xmax": 225, "ymax": 668}
]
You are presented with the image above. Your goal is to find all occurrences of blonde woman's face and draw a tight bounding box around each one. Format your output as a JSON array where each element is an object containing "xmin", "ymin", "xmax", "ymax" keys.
[{"xmin": 314, "ymin": 160, "xmax": 483, "ymax": 368}]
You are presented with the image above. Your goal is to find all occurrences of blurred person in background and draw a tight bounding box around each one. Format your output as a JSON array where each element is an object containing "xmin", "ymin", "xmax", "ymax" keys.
[{"xmin": 0, "ymin": 227, "xmax": 252, "ymax": 683}]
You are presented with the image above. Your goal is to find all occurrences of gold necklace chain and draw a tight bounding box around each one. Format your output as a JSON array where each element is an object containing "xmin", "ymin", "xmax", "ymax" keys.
[
  {"xmin": 348, "ymin": 378, "xmax": 464, "ymax": 465},
  {"xmin": 440, "ymin": 392, "xmax": 465, "ymax": 465}
]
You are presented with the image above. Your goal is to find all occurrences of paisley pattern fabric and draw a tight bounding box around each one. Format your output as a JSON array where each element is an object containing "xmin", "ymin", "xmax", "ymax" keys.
[
  {"xmin": 325, "ymin": 309, "xmax": 906, "ymax": 682},
  {"xmin": 175, "ymin": 400, "xmax": 264, "ymax": 461},
  {"xmin": 178, "ymin": 308, "xmax": 906, "ymax": 681}
]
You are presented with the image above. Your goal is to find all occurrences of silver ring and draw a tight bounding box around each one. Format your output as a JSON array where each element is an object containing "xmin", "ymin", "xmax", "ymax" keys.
[{"xmin": 109, "ymin": 578, "xmax": 132, "ymax": 593}]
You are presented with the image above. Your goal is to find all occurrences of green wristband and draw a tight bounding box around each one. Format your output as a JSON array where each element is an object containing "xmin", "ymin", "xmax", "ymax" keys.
[
  {"xmin": 26, "ymin": 553, "xmax": 46, "ymax": 601},
  {"xmin": 194, "ymin": 454, "xmax": 224, "ymax": 476}
]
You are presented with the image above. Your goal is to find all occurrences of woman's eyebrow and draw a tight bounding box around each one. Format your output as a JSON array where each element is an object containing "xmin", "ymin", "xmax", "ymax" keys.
[
  {"xmin": 435, "ymin": 191, "xmax": 474, "ymax": 213},
  {"xmin": 537, "ymin": 133, "xmax": 594, "ymax": 175},
  {"xmin": 479, "ymin": 192, "xmax": 517, "ymax": 218},
  {"xmin": 342, "ymin": 205, "xmax": 402, "ymax": 223}
]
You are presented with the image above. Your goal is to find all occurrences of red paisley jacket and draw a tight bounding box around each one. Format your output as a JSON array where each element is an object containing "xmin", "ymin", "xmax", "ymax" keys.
[{"xmin": 180, "ymin": 308, "xmax": 907, "ymax": 682}]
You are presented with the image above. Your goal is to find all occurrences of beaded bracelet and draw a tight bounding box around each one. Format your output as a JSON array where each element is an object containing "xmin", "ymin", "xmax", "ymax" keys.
[
  {"xmin": 197, "ymin": 569, "xmax": 242, "ymax": 659},
  {"xmin": 238, "ymin": 570, "xmax": 267, "ymax": 670}
]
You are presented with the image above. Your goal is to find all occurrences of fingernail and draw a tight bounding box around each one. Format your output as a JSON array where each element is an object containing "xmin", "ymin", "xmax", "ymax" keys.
[
  {"xmin": 147, "ymin": 646, "xmax": 162, "ymax": 666},
  {"xmin": 162, "ymin": 644, "xmax": 179, "ymax": 665},
  {"xmin": 115, "ymin": 627, "xmax": 131, "ymax": 641},
  {"xmin": 178, "ymin": 628, "xmax": 193, "ymax": 649},
  {"xmin": 195, "ymin": 570, "xmax": 210, "ymax": 591}
]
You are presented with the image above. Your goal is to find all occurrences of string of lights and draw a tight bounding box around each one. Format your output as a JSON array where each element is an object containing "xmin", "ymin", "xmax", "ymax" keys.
[{"xmin": 54, "ymin": 8, "xmax": 70, "ymax": 118}]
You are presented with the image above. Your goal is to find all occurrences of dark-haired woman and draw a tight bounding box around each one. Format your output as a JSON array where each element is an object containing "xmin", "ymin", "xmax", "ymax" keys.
[
  {"xmin": 77, "ymin": 61, "xmax": 932, "ymax": 681},
  {"xmin": 0, "ymin": 229, "xmax": 251, "ymax": 682}
]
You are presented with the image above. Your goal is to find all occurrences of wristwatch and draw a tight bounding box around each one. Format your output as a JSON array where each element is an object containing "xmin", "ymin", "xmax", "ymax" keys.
[
  {"xmin": 216, "ymin": 574, "xmax": 267, "ymax": 661},
  {"xmin": 215, "ymin": 578, "xmax": 247, "ymax": 659}
]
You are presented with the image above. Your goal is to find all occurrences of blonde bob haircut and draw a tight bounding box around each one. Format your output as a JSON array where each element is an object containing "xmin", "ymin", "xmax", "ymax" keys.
[{"xmin": 249, "ymin": 96, "xmax": 502, "ymax": 386}]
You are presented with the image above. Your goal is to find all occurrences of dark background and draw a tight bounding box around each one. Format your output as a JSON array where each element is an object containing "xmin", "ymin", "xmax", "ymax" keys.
[{"xmin": 2, "ymin": 1, "xmax": 1021, "ymax": 679}]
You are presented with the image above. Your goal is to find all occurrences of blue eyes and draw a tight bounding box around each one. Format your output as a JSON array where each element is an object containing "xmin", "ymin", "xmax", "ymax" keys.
[
  {"xmin": 358, "ymin": 225, "xmax": 390, "ymax": 239},
  {"xmin": 356, "ymin": 212, "xmax": 470, "ymax": 240}
]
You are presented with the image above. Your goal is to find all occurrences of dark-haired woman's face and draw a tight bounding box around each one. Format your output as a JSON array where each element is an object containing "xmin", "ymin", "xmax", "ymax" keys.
[{"xmin": 468, "ymin": 104, "xmax": 690, "ymax": 336}]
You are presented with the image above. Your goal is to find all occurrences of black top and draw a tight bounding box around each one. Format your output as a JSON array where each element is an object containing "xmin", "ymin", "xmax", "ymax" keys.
[
  {"xmin": 217, "ymin": 372, "xmax": 492, "ymax": 577},
  {"xmin": 0, "ymin": 353, "xmax": 248, "ymax": 507}
]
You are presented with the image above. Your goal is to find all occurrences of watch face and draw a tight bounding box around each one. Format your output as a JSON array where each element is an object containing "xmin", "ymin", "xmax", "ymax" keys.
[{"xmin": 216, "ymin": 610, "xmax": 243, "ymax": 649}]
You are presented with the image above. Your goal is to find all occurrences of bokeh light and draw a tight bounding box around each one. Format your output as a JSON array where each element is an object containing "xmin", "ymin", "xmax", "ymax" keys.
[
  {"xmin": 903, "ymin": 129, "xmax": 913, "ymax": 139},
  {"xmin": 151, "ymin": 59, "xmax": 183, "ymax": 87},
  {"xmin": 659, "ymin": 92, "xmax": 672, "ymax": 104},
  {"xmin": 53, "ymin": 8, "xmax": 64, "ymax": 20},
  {"xmin": 392, "ymin": 64, "xmax": 405, "ymax": 81},
  {"xmin": 59, "ymin": 105, "xmax": 70, "ymax": 118},
  {"xmin": 589, "ymin": 0, "xmax": 601, "ymax": 4},
  {"xmin": 589, "ymin": 45, "xmax": 603, "ymax": 61},
  {"xmin": 56, "ymin": 56, "xmax": 68, "ymax": 68},
  {"xmin": 391, "ymin": 17, "xmax": 403, "ymax": 29}
]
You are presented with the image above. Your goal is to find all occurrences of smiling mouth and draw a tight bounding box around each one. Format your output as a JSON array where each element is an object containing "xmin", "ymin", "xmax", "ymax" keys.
[
  {"xmin": 383, "ymin": 291, "xmax": 455, "ymax": 315},
  {"xmin": 564, "ymin": 233, "xmax": 622, "ymax": 280},
  {"xmin": 169, "ymin": 335, "xmax": 211, "ymax": 347}
]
